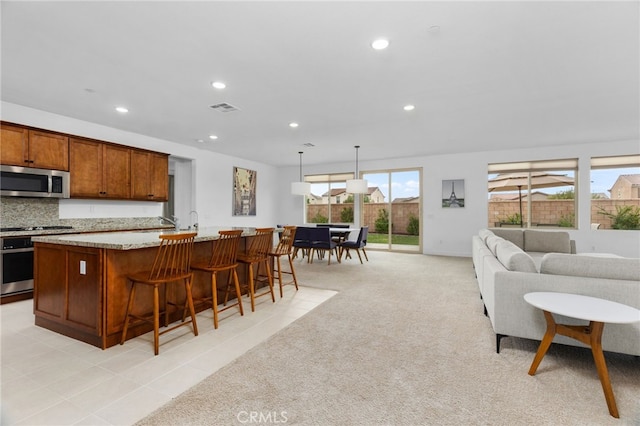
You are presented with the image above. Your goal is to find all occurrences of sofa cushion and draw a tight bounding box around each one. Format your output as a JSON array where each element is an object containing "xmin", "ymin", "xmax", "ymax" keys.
[
  {"xmin": 540, "ymin": 253, "xmax": 640, "ymax": 281},
  {"xmin": 478, "ymin": 228, "xmax": 495, "ymax": 244},
  {"xmin": 486, "ymin": 235, "xmax": 504, "ymax": 255},
  {"xmin": 490, "ymin": 228, "xmax": 524, "ymax": 250},
  {"xmin": 524, "ymin": 230, "xmax": 571, "ymax": 253},
  {"xmin": 495, "ymin": 240, "xmax": 538, "ymax": 273}
]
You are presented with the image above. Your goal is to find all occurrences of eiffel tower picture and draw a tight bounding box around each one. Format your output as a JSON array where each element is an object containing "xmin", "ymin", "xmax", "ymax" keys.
[{"xmin": 442, "ymin": 179, "xmax": 465, "ymax": 208}]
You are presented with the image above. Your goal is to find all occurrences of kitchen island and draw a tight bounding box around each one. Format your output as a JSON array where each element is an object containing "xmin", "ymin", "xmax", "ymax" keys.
[{"xmin": 32, "ymin": 227, "xmax": 266, "ymax": 349}]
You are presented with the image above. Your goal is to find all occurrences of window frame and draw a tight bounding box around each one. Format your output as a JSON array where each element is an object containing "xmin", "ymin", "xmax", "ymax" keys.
[
  {"xmin": 590, "ymin": 155, "xmax": 640, "ymax": 230},
  {"xmin": 488, "ymin": 158, "xmax": 578, "ymax": 229}
]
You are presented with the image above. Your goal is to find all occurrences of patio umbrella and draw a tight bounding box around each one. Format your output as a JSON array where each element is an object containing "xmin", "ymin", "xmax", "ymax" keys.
[{"xmin": 488, "ymin": 172, "xmax": 575, "ymax": 226}]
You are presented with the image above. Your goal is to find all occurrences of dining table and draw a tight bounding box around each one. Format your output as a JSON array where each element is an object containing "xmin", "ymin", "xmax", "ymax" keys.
[{"xmin": 328, "ymin": 227, "xmax": 359, "ymax": 243}]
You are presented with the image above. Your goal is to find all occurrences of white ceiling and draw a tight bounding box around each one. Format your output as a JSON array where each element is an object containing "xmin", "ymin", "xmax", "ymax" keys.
[{"xmin": 1, "ymin": 1, "xmax": 638, "ymax": 167}]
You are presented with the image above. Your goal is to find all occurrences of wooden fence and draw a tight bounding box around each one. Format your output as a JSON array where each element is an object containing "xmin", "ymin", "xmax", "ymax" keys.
[
  {"xmin": 305, "ymin": 199, "xmax": 639, "ymax": 231},
  {"xmin": 306, "ymin": 202, "xmax": 419, "ymax": 235},
  {"xmin": 488, "ymin": 199, "xmax": 640, "ymax": 229}
]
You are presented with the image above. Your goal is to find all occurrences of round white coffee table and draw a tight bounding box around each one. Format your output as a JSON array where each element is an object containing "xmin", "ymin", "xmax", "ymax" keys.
[{"xmin": 524, "ymin": 292, "xmax": 640, "ymax": 418}]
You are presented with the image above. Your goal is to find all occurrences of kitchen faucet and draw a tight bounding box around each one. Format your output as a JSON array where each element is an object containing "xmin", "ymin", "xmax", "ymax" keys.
[
  {"xmin": 158, "ymin": 215, "xmax": 180, "ymax": 231},
  {"xmin": 189, "ymin": 210, "xmax": 199, "ymax": 230}
]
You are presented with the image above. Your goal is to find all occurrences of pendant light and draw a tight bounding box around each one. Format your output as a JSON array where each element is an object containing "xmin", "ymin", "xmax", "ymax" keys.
[
  {"xmin": 346, "ymin": 145, "xmax": 368, "ymax": 194},
  {"xmin": 291, "ymin": 151, "xmax": 311, "ymax": 195}
]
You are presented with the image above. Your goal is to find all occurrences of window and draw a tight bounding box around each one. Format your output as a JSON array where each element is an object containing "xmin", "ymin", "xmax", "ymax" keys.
[
  {"xmin": 304, "ymin": 173, "xmax": 353, "ymax": 224},
  {"xmin": 590, "ymin": 155, "xmax": 640, "ymax": 230},
  {"xmin": 488, "ymin": 159, "xmax": 577, "ymax": 228}
]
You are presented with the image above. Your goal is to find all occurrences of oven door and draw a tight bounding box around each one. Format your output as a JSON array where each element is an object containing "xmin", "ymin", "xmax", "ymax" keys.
[{"xmin": 1, "ymin": 246, "xmax": 34, "ymax": 295}]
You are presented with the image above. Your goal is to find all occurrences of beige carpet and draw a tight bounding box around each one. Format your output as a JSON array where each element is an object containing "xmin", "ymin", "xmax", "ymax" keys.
[{"xmin": 137, "ymin": 252, "xmax": 640, "ymax": 425}]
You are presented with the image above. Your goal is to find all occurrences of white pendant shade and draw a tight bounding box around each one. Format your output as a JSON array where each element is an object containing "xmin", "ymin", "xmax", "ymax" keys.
[
  {"xmin": 346, "ymin": 178, "xmax": 368, "ymax": 194},
  {"xmin": 347, "ymin": 145, "xmax": 368, "ymax": 194},
  {"xmin": 291, "ymin": 181, "xmax": 311, "ymax": 195},
  {"xmin": 291, "ymin": 151, "xmax": 311, "ymax": 195}
]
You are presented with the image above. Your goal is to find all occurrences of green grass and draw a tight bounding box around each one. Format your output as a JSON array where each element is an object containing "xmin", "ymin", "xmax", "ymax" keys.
[{"xmin": 367, "ymin": 233, "xmax": 419, "ymax": 245}]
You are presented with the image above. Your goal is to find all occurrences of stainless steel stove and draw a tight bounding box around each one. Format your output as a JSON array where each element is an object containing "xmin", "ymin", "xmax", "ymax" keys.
[{"xmin": 1, "ymin": 225, "xmax": 73, "ymax": 297}]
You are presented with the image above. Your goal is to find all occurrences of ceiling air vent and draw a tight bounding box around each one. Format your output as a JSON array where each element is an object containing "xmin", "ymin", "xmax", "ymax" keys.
[
  {"xmin": 303, "ymin": 143, "xmax": 315, "ymax": 147},
  {"xmin": 210, "ymin": 103, "xmax": 240, "ymax": 112}
]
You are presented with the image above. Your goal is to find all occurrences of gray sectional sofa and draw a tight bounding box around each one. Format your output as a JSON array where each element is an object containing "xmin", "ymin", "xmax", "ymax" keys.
[{"xmin": 472, "ymin": 228, "xmax": 640, "ymax": 356}]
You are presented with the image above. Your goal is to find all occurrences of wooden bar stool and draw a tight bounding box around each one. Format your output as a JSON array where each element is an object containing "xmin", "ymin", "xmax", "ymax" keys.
[
  {"xmin": 191, "ymin": 230, "xmax": 244, "ymax": 329},
  {"xmin": 268, "ymin": 225, "xmax": 299, "ymax": 297},
  {"xmin": 228, "ymin": 227, "xmax": 275, "ymax": 312},
  {"xmin": 120, "ymin": 232, "xmax": 198, "ymax": 355}
]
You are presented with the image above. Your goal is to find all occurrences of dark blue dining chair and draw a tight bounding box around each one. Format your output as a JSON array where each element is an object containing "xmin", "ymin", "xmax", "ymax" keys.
[
  {"xmin": 292, "ymin": 227, "xmax": 312, "ymax": 260},
  {"xmin": 309, "ymin": 227, "xmax": 340, "ymax": 265},
  {"xmin": 339, "ymin": 226, "xmax": 369, "ymax": 264}
]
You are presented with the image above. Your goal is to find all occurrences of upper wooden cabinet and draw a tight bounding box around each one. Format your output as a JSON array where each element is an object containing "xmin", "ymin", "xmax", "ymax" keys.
[
  {"xmin": 131, "ymin": 150, "xmax": 169, "ymax": 201},
  {"xmin": 1, "ymin": 124, "xmax": 69, "ymax": 171},
  {"xmin": 70, "ymin": 138, "xmax": 131, "ymax": 199},
  {"xmin": 2, "ymin": 121, "xmax": 169, "ymax": 201}
]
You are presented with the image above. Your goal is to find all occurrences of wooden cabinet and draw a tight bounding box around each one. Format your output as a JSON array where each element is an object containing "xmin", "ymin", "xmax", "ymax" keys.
[
  {"xmin": 34, "ymin": 244, "xmax": 102, "ymax": 340},
  {"xmin": 0, "ymin": 124, "xmax": 29, "ymax": 167},
  {"xmin": 1, "ymin": 121, "xmax": 168, "ymax": 201},
  {"xmin": 70, "ymin": 138, "xmax": 131, "ymax": 199},
  {"xmin": 33, "ymin": 234, "xmax": 250, "ymax": 349},
  {"xmin": 0, "ymin": 123, "xmax": 69, "ymax": 171},
  {"xmin": 131, "ymin": 150, "xmax": 169, "ymax": 201}
]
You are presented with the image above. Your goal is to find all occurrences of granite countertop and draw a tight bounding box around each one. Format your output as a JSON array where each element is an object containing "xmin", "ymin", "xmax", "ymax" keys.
[
  {"xmin": 0, "ymin": 225, "xmax": 173, "ymax": 238},
  {"xmin": 31, "ymin": 227, "xmax": 262, "ymax": 250}
]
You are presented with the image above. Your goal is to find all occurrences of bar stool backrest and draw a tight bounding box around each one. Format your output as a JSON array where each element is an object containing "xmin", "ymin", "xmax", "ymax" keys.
[
  {"xmin": 273, "ymin": 226, "xmax": 297, "ymax": 255},
  {"xmin": 244, "ymin": 227, "xmax": 275, "ymax": 261},
  {"xmin": 148, "ymin": 233, "xmax": 197, "ymax": 281},
  {"xmin": 208, "ymin": 230, "xmax": 243, "ymax": 268}
]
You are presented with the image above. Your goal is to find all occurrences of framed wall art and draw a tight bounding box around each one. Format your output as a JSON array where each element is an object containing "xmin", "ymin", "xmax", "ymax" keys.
[
  {"xmin": 442, "ymin": 179, "xmax": 465, "ymax": 208},
  {"xmin": 233, "ymin": 167, "xmax": 257, "ymax": 216}
]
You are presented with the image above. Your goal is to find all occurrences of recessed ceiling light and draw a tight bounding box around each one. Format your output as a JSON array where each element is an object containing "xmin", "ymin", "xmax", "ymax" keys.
[
  {"xmin": 403, "ymin": 104, "xmax": 415, "ymax": 111},
  {"xmin": 196, "ymin": 139, "xmax": 204, "ymax": 143},
  {"xmin": 211, "ymin": 81, "xmax": 226, "ymax": 89},
  {"xmin": 371, "ymin": 38, "xmax": 389, "ymax": 50},
  {"xmin": 115, "ymin": 106, "xmax": 128, "ymax": 113},
  {"xmin": 209, "ymin": 135, "xmax": 218, "ymax": 140},
  {"xmin": 289, "ymin": 122, "xmax": 299, "ymax": 128}
]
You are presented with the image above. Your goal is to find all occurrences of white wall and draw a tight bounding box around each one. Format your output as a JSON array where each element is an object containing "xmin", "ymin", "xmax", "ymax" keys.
[
  {"xmin": 1, "ymin": 102, "xmax": 281, "ymax": 229},
  {"xmin": 277, "ymin": 140, "xmax": 640, "ymax": 258},
  {"xmin": 4, "ymin": 101, "xmax": 638, "ymax": 258}
]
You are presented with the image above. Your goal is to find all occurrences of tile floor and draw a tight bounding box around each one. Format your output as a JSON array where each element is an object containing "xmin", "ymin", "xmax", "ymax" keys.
[{"xmin": 1, "ymin": 286, "xmax": 337, "ymax": 425}]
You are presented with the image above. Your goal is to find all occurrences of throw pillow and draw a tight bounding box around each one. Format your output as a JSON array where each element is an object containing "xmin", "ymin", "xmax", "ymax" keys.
[
  {"xmin": 486, "ymin": 235, "xmax": 504, "ymax": 256},
  {"xmin": 495, "ymin": 240, "xmax": 538, "ymax": 273},
  {"xmin": 479, "ymin": 229, "xmax": 495, "ymax": 244}
]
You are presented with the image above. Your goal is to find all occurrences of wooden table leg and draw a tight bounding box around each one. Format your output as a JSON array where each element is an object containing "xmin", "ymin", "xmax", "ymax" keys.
[
  {"xmin": 528, "ymin": 310, "xmax": 556, "ymax": 375},
  {"xmin": 528, "ymin": 311, "xmax": 620, "ymax": 418},
  {"xmin": 589, "ymin": 321, "xmax": 619, "ymax": 418}
]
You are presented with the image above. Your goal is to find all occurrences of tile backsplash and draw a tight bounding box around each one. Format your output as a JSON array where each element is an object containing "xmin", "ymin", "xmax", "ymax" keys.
[{"xmin": 1, "ymin": 197, "xmax": 163, "ymax": 230}]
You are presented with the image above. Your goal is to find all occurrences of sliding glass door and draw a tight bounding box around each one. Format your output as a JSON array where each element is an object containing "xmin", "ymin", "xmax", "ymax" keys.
[{"xmin": 362, "ymin": 168, "xmax": 422, "ymax": 252}]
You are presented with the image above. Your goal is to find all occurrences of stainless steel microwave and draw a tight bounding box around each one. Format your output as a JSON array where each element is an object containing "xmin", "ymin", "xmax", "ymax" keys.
[{"xmin": 0, "ymin": 165, "xmax": 70, "ymax": 198}]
